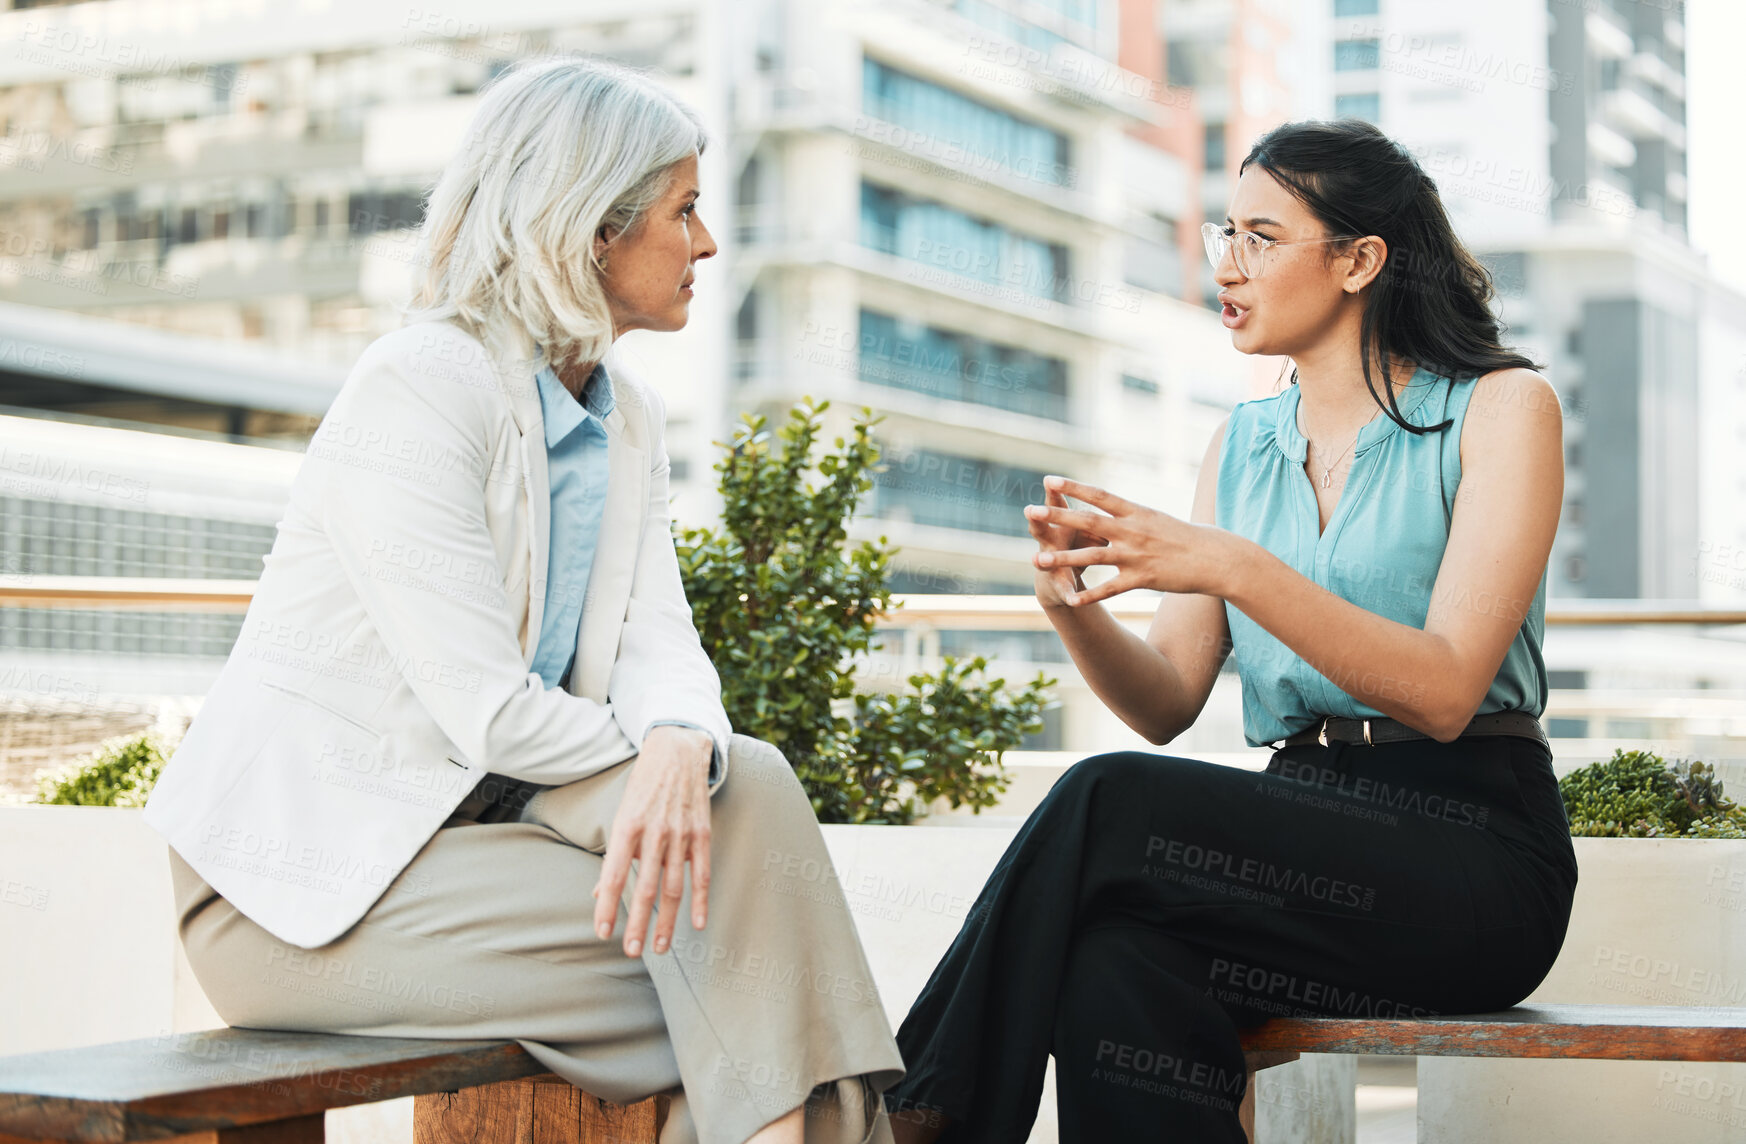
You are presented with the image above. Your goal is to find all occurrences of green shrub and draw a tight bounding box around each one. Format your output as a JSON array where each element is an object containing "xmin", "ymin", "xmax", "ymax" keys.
[
  {"xmin": 33, "ymin": 728, "xmax": 177, "ymax": 807},
  {"xmin": 1558, "ymin": 748, "xmax": 1746, "ymax": 838},
  {"xmin": 677, "ymin": 397, "xmax": 1056, "ymax": 824}
]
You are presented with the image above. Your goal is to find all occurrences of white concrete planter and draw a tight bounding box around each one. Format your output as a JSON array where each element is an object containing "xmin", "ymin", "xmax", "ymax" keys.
[
  {"xmin": 1419, "ymin": 837, "xmax": 1746, "ymax": 1143},
  {"xmin": 0, "ymin": 810, "xmax": 1352, "ymax": 1144},
  {"xmin": 0, "ymin": 806, "xmax": 219, "ymax": 1057}
]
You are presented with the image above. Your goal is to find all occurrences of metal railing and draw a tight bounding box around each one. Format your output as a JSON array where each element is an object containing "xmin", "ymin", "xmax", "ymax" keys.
[
  {"xmin": 3, "ymin": 578, "xmax": 1743, "ymax": 754},
  {"xmin": 2, "ymin": 578, "xmax": 1745, "ymax": 627}
]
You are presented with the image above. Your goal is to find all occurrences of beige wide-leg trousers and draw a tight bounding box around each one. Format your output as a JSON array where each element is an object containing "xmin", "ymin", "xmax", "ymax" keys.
[{"xmin": 166, "ymin": 733, "xmax": 906, "ymax": 1144}]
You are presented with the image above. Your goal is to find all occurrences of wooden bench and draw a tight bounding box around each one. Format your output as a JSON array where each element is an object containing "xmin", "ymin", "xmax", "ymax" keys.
[
  {"xmin": 1236, "ymin": 1003, "xmax": 1746, "ymax": 1142},
  {"xmin": 0, "ymin": 1028, "xmax": 659, "ymax": 1144},
  {"xmin": 6, "ymin": 1006, "xmax": 1746, "ymax": 1144}
]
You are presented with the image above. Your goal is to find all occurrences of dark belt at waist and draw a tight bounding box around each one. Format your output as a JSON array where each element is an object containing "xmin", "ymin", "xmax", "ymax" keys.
[{"xmin": 1277, "ymin": 710, "xmax": 1548, "ymax": 750}]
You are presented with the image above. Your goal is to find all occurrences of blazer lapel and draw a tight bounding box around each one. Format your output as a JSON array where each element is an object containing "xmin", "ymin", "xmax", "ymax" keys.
[
  {"xmin": 477, "ymin": 317, "xmax": 648, "ymax": 694},
  {"xmin": 570, "ymin": 389, "xmax": 645, "ymax": 703},
  {"xmin": 479, "ymin": 318, "xmax": 547, "ymax": 669}
]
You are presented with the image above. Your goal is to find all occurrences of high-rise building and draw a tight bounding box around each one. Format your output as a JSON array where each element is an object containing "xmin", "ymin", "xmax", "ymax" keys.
[
  {"xmin": 1156, "ymin": 0, "xmax": 1322, "ymax": 307},
  {"xmin": 1314, "ymin": 0, "xmax": 1746, "ymax": 603}
]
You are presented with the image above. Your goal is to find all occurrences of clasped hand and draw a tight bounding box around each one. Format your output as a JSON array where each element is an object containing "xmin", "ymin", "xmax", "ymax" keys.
[{"xmin": 1024, "ymin": 474, "xmax": 1231, "ymax": 605}]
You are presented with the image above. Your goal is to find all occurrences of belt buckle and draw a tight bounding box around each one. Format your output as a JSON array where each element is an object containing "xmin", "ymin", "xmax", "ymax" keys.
[
  {"xmin": 1363, "ymin": 718, "xmax": 1374, "ymax": 746},
  {"xmin": 1317, "ymin": 718, "xmax": 1329, "ymax": 747}
]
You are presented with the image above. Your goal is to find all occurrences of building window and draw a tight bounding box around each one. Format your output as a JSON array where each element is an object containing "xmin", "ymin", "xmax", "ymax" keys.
[
  {"xmin": 1121, "ymin": 373, "xmax": 1160, "ymax": 395},
  {"xmin": 1334, "ymin": 0, "xmax": 1380, "ymax": 15},
  {"xmin": 1334, "ymin": 92, "xmax": 1381, "ymax": 122},
  {"xmin": 863, "ymin": 58, "xmax": 1071, "ymax": 187},
  {"xmin": 858, "ymin": 308, "xmax": 1069, "ymax": 421},
  {"xmin": 736, "ymin": 154, "xmax": 761, "ymax": 205},
  {"xmin": 0, "ymin": 495, "xmax": 277, "ymax": 582},
  {"xmin": 859, "ymin": 181, "xmax": 1071, "ymax": 303},
  {"xmin": 1334, "ymin": 38, "xmax": 1381, "ymax": 71},
  {"xmin": 347, "ymin": 189, "xmax": 425, "ymax": 235},
  {"xmin": 1204, "ymin": 122, "xmax": 1226, "ymax": 171},
  {"xmin": 736, "ymin": 290, "xmax": 759, "ymax": 341},
  {"xmin": 1124, "ymin": 231, "xmax": 1182, "ymax": 296},
  {"xmin": 872, "ymin": 447, "xmax": 1051, "ymax": 538},
  {"xmin": 1168, "ymin": 40, "xmax": 1229, "ymax": 89}
]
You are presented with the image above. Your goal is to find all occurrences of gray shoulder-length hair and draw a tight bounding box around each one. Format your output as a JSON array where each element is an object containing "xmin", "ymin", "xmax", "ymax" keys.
[{"xmin": 402, "ymin": 55, "xmax": 708, "ymax": 372}]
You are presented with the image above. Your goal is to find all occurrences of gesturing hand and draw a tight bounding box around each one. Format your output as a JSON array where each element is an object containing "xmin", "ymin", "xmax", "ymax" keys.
[
  {"xmin": 592, "ymin": 724, "xmax": 714, "ymax": 958},
  {"xmin": 1025, "ymin": 479, "xmax": 1107, "ymax": 608},
  {"xmin": 1023, "ymin": 475, "xmax": 1235, "ymax": 604}
]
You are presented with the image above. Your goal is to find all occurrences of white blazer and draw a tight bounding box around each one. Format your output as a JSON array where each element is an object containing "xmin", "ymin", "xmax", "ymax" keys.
[{"xmin": 142, "ymin": 316, "xmax": 733, "ymax": 949}]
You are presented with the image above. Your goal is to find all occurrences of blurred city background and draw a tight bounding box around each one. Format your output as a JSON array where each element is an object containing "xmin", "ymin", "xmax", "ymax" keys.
[
  {"xmin": 0, "ymin": 0, "xmax": 1741, "ymax": 813},
  {"xmin": 3, "ymin": 1, "xmax": 1744, "ymax": 1139}
]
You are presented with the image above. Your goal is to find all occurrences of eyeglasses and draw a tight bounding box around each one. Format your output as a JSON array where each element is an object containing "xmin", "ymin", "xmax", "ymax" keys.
[{"xmin": 1200, "ymin": 221, "xmax": 1363, "ymax": 279}]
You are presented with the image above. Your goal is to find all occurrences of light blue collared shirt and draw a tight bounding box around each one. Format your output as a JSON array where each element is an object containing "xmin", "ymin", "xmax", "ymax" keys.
[{"xmin": 530, "ymin": 351, "xmax": 723, "ymax": 784}]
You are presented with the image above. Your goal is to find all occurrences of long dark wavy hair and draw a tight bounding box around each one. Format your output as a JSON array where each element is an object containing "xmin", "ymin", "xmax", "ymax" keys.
[{"xmin": 1239, "ymin": 118, "xmax": 1542, "ymax": 435}]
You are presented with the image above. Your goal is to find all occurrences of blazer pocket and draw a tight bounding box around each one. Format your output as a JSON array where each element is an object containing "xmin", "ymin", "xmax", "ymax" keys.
[{"xmin": 260, "ymin": 678, "xmax": 384, "ymax": 739}]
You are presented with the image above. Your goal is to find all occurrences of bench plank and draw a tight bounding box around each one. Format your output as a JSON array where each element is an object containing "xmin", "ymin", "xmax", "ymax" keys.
[
  {"xmin": 0, "ymin": 1030, "xmax": 547, "ymax": 1143},
  {"xmin": 1239, "ymin": 1004, "xmax": 1746, "ymax": 1061}
]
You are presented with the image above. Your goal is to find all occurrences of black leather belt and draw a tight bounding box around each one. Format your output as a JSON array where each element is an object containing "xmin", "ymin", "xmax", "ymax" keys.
[{"xmin": 1276, "ymin": 710, "xmax": 1548, "ymax": 750}]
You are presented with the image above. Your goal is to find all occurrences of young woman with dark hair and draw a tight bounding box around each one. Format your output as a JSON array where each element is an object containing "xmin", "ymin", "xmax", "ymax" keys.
[{"xmin": 882, "ymin": 118, "xmax": 1577, "ymax": 1143}]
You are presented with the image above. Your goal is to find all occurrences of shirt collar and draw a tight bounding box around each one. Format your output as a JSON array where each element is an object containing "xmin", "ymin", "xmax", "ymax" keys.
[{"xmin": 533, "ymin": 350, "xmax": 616, "ymax": 449}]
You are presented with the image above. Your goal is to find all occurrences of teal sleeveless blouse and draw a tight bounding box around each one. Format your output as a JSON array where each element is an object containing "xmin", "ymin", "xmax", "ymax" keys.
[{"xmin": 1214, "ymin": 367, "xmax": 1548, "ymax": 748}]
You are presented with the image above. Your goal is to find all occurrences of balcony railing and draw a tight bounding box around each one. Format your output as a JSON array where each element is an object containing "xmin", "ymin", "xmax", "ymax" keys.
[
  {"xmin": 4, "ymin": 578, "xmax": 1743, "ymax": 753},
  {"xmin": 4, "ymin": 577, "xmax": 1743, "ymax": 626}
]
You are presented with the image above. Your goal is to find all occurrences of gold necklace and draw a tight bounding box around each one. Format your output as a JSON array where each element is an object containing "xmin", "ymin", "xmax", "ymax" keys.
[{"xmin": 1301, "ymin": 404, "xmax": 1382, "ymax": 488}]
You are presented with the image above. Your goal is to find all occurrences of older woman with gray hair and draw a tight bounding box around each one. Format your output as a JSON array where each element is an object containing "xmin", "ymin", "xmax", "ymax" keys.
[{"xmin": 144, "ymin": 56, "xmax": 905, "ymax": 1144}]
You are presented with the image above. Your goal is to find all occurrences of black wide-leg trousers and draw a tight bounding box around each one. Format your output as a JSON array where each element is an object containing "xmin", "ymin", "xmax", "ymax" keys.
[{"xmin": 884, "ymin": 733, "xmax": 1580, "ymax": 1143}]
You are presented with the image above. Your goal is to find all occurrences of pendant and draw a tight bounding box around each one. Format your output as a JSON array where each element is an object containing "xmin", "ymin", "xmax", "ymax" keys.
[{"xmin": 1321, "ymin": 470, "xmax": 1331, "ymax": 488}]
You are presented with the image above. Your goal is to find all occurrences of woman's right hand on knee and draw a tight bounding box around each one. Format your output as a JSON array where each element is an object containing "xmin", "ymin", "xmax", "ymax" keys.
[{"xmin": 593, "ymin": 725, "xmax": 715, "ymax": 957}]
